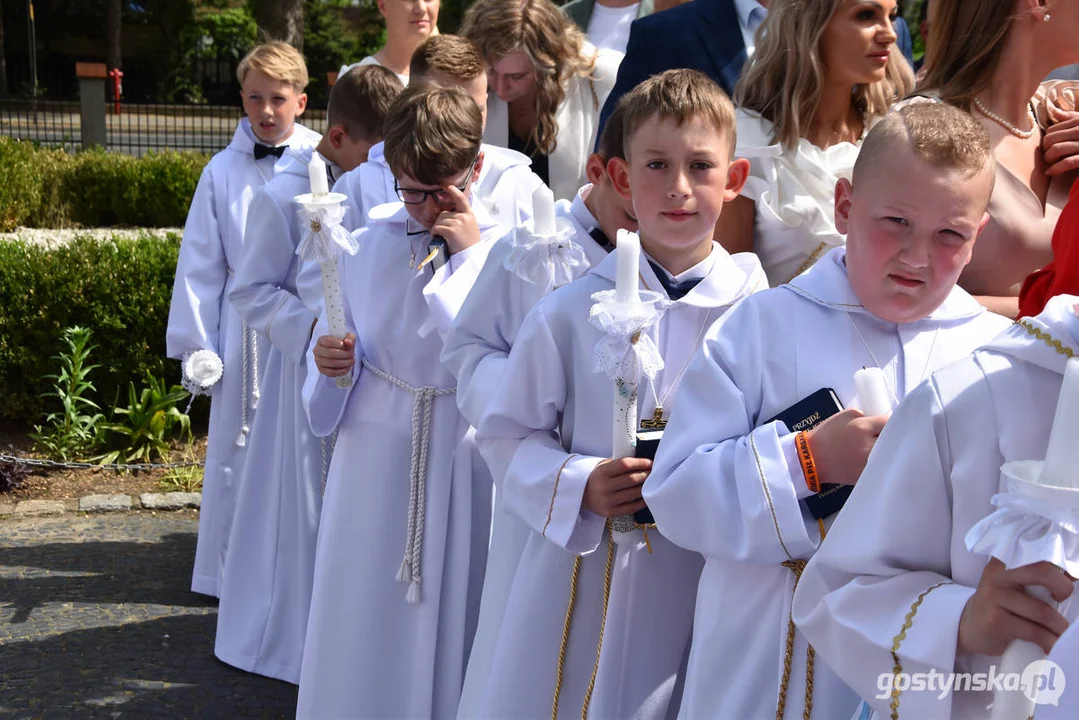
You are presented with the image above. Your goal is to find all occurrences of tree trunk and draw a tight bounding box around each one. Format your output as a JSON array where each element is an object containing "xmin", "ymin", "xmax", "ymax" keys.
[
  {"xmin": 0, "ymin": 0, "xmax": 8, "ymax": 97},
  {"xmin": 105, "ymin": 0, "xmax": 121, "ymax": 98},
  {"xmin": 254, "ymin": 0, "xmax": 304, "ymax": 51}
]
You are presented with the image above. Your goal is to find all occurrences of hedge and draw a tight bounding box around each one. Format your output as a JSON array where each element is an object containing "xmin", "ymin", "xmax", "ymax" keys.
[
  {"xmin": 0, "ymin": 234, "xmax": 181, "ymax": 424},
  {"xmin": 0, "ymin": 138, "xmax": 208, "ymax": 231}
]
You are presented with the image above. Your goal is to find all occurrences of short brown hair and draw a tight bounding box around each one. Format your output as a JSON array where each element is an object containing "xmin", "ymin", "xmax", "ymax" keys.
[
  {"xmin": 595, "ymin": 100, "xmax": 627, "ymax": 162},
  {"xmin": 619, "ymin": 69, "xmax": 737, "ymax": 157},
  {"xmin": 236, "ymin": 41, "xmax": 308, "ymax": 91},
  {"xmin": 383, "ymin": 85, "xmax": 483, "ymax": 185},
  {"xmin": 328, "ymin": 64, "xmax": 403, "ymax": 141},
  {"xmin": 853, "ymin": 103, "xmax": 995, "ymax": 186},
  {"xmin": 410, "ymin": 35, "xmax": 485, "ymax": 83}
]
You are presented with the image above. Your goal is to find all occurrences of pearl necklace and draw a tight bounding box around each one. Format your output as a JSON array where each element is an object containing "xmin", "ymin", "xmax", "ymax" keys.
[{"xmin": 973, "ymin": 97, "xmax": 1037, "ymax": 140}]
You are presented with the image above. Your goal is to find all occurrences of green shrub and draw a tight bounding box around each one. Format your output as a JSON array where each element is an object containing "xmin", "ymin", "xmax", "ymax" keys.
[
  {"xmin": 0, "ymin": 233, "xmax": 181, "ymax": 423},
  {"xmin": 0, "ymin": 138, "xmax": 208, "ymax": 231}
]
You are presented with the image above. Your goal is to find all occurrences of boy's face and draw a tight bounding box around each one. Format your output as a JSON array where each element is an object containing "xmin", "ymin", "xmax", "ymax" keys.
[
  {"xmin": 611, "ymin": 115, "xmax": 746, "ymax": 267},
  {"xmin": 420, "ymin": 70, "xmax": 489, "ymax": 132},
  {"xmin": 837, "ymin": 145, "xmax": 993, "ymax": 324},
  {"xmin": 327, "ymin": 126, "xmax": 375, "ymax": 172},
  {"xmin": 395, "ymin": 152, "xmax": 484, "ymax": 229},
  {"xmin": 240, "ymin": 69, "xmax": 307, "ymax": 146}
]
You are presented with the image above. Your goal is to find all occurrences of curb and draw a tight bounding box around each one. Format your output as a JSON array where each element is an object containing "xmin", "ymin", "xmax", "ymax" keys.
[{"xmin": 0, "ymin": 491, "xmax": 201, "ymax": 518}]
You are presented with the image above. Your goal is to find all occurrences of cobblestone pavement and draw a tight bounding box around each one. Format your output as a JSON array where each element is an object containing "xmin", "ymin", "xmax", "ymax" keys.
[{"xmin": 0, "ymin": 513, "xmax": 298, "ymax": 719}]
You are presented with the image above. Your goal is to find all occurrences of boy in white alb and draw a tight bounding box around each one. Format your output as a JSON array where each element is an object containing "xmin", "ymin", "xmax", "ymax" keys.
[
  {"xmin": 296, "ymin": 85, "xmax": 507, "ymax": 719},
  {"xmin": 213, "ymin": 68, "xmax": 392, "ymax": 685},
  {"xmin": 333, "ymin": 34, "xmax": 544, "ymax": 231},
  {"xmin": 643, "ymin": 103, "xmax": 1014, "ymax": 720},
  {"xmin": 447, "ymin": 102, "xmax": 637, "ymax": 720},
  {"xmin": 167, "ymin": 42, "xmax": 319, "ymax": 598},
  {"xmin": 473, "ymin": 69, "xmax": 766, "ymax": 719}
]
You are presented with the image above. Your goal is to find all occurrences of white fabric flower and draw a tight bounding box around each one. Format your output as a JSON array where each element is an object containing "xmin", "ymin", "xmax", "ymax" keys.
[
  {"xmin": 588, "ymin": 289, "xmax": 667, "ymax": 383},
  {"xmin": 295, "ymin": 202, "xmax": 358, "ymax": 263},
  {"xmin": 504, "ymin": 220, "xmax": 589, "ymax": 289},
  {"xmin": 182, "ymin": 349, "xmax": 223, "ymax": 396}
]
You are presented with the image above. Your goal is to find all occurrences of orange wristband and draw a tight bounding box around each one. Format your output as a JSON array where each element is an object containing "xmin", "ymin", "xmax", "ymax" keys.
[{"xmin": 795, "ymin": 431, "xmax": 820, "ymax": 493}]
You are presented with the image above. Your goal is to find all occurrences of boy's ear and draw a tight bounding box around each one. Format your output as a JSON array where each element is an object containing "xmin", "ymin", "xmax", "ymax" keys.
[
  {"xmin": 327, "ymin": 125, "xmax": 346, "ymax": 149},
  {"xmin": 296, "ymin": 92, "xmax": 308, "ymax": 117},
  {"xmin": 607, "ymin": 157, "xmax": 632, "ymax": 202},
  {"xmin": 472, "ymin": 150, "xmax": 485, "ymax": 184},
  {"xmin": 724, "ymin": 158, "xmax": 750, "ymax": 201},
  {"xmin": 585, "ymin": 153, "xmax": 607, "ymax": 185},
  {"xmin": 834, "ymin": 178, "xmax": 854, "ymax": 235}
]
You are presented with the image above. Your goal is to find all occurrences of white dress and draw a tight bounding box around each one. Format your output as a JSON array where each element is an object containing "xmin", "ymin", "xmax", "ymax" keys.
[
  {"xmin": 642, "ymin": 247, "xmax": 1012, "ymax": 720},
  {"xmin": 793, "ymin": 294, "xmax": 1079, "ymax": 720},
  {"xmin": 473, "ymin": 242, "xmax": 766, "ymax": 719},
  {"xmin": 214, "ymin": 147, "xmax": 329, "ymax": 684},
  {"xmin": 443, "ymin": 186, "xmax": 612, "ymax": 720},
  {"xmin": 295, "ymin": 201, "xmax": 506, "ymax": 719},
  {"xmin": 166, "ymin": 118, "xmax": 319, "ymax": 598},
  {"xmin": 484, "ymin": 43, "xmax": 623, "ymax": 201},
  {"xmin": 736, "ymin": 109, "xmax": 863, "ymax": 286},
  {"xmin": 331, "ymin": 141, "xmax": 545, "ymax": 231}
]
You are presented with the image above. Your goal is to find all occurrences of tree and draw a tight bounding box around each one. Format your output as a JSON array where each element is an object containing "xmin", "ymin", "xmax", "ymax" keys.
[
  {"xmin": 0, "ymin": 0, "xmax": 8, "ymax": 97},
  {"xmin": 253, "ymin": 0, "xmax": 302, "ymax": 50}
]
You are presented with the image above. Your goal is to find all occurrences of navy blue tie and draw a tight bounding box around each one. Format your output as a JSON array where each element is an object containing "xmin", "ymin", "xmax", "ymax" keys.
[{"xmin": 648, "ymin": 260, "xmax": 703, "ymax": 301}]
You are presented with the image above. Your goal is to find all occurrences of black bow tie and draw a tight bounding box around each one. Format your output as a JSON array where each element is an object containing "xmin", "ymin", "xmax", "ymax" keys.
[
  {"xmin": 589, "ymin": 227, "xmax": 614, "ymax": 253},
  {"xmin": 648, "ymin": 260, "xmax": 703, "ymax": 301},
  {"xmin": 254, "ymin": 143, "xmax": 286, "ymax": 160}
]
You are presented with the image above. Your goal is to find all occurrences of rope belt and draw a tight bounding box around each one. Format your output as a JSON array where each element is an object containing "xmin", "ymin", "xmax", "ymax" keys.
[
  {"xmin": 235, "ymin": 323, "xmax": 261, "ymax": 447},
  {"xmin": 778, "ymin": 558, "xmax": 815, "ymax": 720},
  {"xmin": 361, "ymin": 358, "xmax": 456, "ymax": 604}
]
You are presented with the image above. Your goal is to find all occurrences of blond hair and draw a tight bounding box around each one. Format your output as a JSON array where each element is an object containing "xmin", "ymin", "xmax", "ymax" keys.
[
  {"xmin": 619, "ymin": 69, "xmax": 737, "ymax": 157},
  {"xmin": 328, "ymin": 64, "xmax": 404, "ymax": 141},
  {"xmin": 853, "ymin": 102, "xmax": 995, "ymax": 186},
  {"xmin": 410, "ymin": 34, "xmax": 486, "ymax": 83},
  {"xmin": 383, "ymin": 85, "xmax": 483, "ymax": 185},
  {"xmin": 917, "ymin": 0, "xmax": 1013, "ymax": 110},
  {"xmin": 460, "ymin": 0, "xmax": 597, "ymax": 155},
  {"xmin": 236, "ymin": 41, "xmax": 309, "ymax": 91},
  {"xmin": 735, "ymin": 0, "xmax": 913, "ymax": 149}
]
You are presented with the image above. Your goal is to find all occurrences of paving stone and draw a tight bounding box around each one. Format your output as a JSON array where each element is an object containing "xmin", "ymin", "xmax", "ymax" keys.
[
  {"xmin": 14, "ymin": 499, "xmax": 65, "ymax": 516},
  {"xmin": 138, "ymin": 492, "xmax": 201, "ymax": 510},
  {"xmin": 0, "ymin": 502, "xmax": 15, "ymax": 516},
  {"xmin": 77, "ymin": 494, "xmax": 132, "ymax": 513}
]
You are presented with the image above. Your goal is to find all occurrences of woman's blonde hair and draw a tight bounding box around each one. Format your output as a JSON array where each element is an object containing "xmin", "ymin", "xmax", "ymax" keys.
[
  {"xmin": 735, "ymin": 0, "xmax": 913, "ymax": 149},
  {"xmin": 460, "ymin": 0, "xmax": 597, "ymax": 155},
  {"xmin": 917, "ymin": 0, "xmax": 1014, "ymax": 110}
]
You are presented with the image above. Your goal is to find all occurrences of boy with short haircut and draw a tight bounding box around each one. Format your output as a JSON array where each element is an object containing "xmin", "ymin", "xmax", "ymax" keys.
[
  {"xmin": 472, "ymin": 68, "xmax": 767, "ymax": 720},
  {"xmin": 448, "ymin": 102, "xmax": 637, "ymax": 720},
  {"xmin": 213, "ymin": 67, "xmax": 390, "ymax": 685},
  {"xmin": 643, "ymin": 103, "xmax": 1014, "ymax": 720},
  {"xmin": 333, "ymin": 34, "xmax": 544, "ymax": 230},
  {"xmin": 320, "ymin": 63, "xmax": 403, "ymax": 168},
  {"xmin": 296, "ymin": 85, "xmax": 507, "ymax": 719},
  {"xmin": 166, "ymin": 40, "xmax": 319, "ymax": 599}
]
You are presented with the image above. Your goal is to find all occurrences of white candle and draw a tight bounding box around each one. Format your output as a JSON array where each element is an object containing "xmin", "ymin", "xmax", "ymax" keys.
[
  {"xmin": 1040, "ymin": 357, "xmax": 1079, "ymax": 488},
  {"xmin": 614, "ymin": 232, "xmax": 640, "ymax": 305},
  {"xmin": 309, "ymin": 153, "xmax": 329, "ymax": 197},
  {"xmin": 854, "ymin": 367, "xmax": 892, "ymax": 417},
  {"xmin": 321, "ymin": 260, "xmax": 352, "ymax": 389},
  {"xmin": 532, "ymin": 185, "xmax": 556, "ymax": 236}
]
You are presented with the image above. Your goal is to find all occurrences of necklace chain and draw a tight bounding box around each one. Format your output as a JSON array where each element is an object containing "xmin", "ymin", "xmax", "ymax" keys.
[
  {"xmin": 973, "ymin": 98, "xmax": 1037, "ymax": 140},
  {"xmin": 646, "ymin": 306, "xmax": 715, "ymax": 423}
]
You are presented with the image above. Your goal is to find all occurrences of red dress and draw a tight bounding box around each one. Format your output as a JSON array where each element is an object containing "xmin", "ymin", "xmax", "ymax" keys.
[{"xmin": 1019, "ymin": 179, "xmax": 1079, "ymax": 318}]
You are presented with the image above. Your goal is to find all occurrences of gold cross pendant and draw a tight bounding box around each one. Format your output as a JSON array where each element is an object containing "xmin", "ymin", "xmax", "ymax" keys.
[{"xmin": 640, "ymin": 407, "xmax": 666, "ymax": 430}]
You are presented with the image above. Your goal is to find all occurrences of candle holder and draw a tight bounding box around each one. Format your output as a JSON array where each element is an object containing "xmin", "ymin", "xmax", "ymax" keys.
[
  {"xmin": 294, "ymin": 190, "xmax": 358, "ymax": 390},
  {"xmin": 504, "ymin": 185, "xmax": 588, "ymax": 290}
]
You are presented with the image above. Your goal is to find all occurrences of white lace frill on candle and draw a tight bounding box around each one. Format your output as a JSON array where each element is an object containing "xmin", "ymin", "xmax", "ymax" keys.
[
  {"xmin": 588, "ymin": 289, "xmax": 667, "ymax": 383},
  {"xmin": 965, "ymin": 460, "xmax": 1079, "ymax": 577},
  {"xmin": 503, "ymin": 219, "xmax": 589, "ymax": 289},
  {"xmin": 295, "ymin": 203, "xmax": 359, "ymax": 263},
  {"xmin": 181, "ymin": 349, "xmax": 224, "ymax": 413}
]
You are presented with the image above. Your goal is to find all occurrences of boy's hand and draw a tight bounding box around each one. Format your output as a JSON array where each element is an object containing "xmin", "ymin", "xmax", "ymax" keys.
[
  {"xmin": 958, "ymin": 558, "xmax": 1074, "ymax": 656},
  {"xmin": 313, "ymin": 333, "xmax": 356, "ymax": 378},
  {"xmin": 431, "ymin": 185, "xmax": 480, "ymax": 256},
  {"xmin": 582, "ymin": 457, "xmax": 652, "ymax": 518},
  {"xmin": 804, "ymin": 408, "xmax": 887, "ymax": 487}
]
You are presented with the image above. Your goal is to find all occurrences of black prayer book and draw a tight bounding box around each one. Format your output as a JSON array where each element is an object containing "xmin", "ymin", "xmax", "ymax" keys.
[
  {"xmin": 632, "ymin": 429, "xmax": 664, "ymax": 525},
  {"xmin": 765, "ymin": 388, "xmax": 852, "ymax": 520}
]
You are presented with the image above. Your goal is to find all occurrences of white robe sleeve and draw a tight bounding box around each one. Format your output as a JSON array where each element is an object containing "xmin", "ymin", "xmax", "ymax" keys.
[
  {"xmin": 421, "ymin": 237, "xmax": 497, "ymax": 341},
  {"xmin": 301, "ymin": 256, "xmax": 363, "ymax": 438},
  {"xmin": 792, "ymin": 378, "xmax": 975, "ymax": 719},
  {"xmin": 230, "ymin": 187, "xmax": 317, "ymax": 364},
  {"xmin": 332, "ymin": 171, "xmax": 365, "ymax": 232},
  {"xmin": 166, "ymin": 164, "xmax": 226, "ymax": 359},
  {"xmin": 441, "ymin": 238, "xmax": 544, "ymax": 428},
  {"xmin": 643, "ymin": 302, "xmax": 820, "ymax": 565},
  {"xmin": 476, "ymin": 303, "xmax": 606, "ymax": 555}
]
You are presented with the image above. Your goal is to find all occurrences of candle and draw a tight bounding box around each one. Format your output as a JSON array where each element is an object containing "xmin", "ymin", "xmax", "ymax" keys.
[
  {"xmin": 854, "ymin": 367, "xmax": 892, "ymax": 417},
  {"xmin": 1040, "ymin": 357, "xmax": 1079, "ymax": 488},
  {"xmin": 614, "ymin": 232, "xmax": 640, "ymax": 305},
  {"xmin": 308, "ymin": 153, "xmax": 329, "ymax": 197},
  {"xmin": 321, "ymin": 259, "xmax": 352, "ymax": 389},
  {"xmin": 532, "ymin": 185, "xmax": 556, "ymax": 236}
]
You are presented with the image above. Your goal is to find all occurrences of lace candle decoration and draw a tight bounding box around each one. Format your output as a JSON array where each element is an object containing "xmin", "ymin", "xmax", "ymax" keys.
[
  {"xmin": 295, "ymin": 160, "xmax": 356, "ymax": 389},
  {"xmin": 966, "ymin": 357, "xmax": 1079, "ymax": 720},
  {"xmin": 853, "ymin": 367, "xmax": 892, "ymax": 416},
  {"xmin": 611, "ymin": 231, "xmax": 641, "ymax": 459}
]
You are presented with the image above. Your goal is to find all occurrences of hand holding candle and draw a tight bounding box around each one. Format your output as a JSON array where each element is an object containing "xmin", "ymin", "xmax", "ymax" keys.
[{"xmin": 854, "ymin": 367, "xmax": 893, "ymax": 417}]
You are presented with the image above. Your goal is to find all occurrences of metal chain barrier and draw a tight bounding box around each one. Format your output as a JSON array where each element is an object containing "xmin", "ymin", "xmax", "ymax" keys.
[{"xmin": 0, "ymin": 453, "xmax": 204, "ymax": 472}]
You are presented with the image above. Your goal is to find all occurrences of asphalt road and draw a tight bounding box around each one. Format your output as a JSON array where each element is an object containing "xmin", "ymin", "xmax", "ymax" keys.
[{"xmin": 0, "ymin": 513, "xmax": 298, "ymax": 719}]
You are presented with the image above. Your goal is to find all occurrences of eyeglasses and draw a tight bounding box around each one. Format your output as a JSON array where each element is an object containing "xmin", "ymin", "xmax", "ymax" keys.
[{"xmin": 394, "ymin": 157, "xmax": 478, "ymax": 205}]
